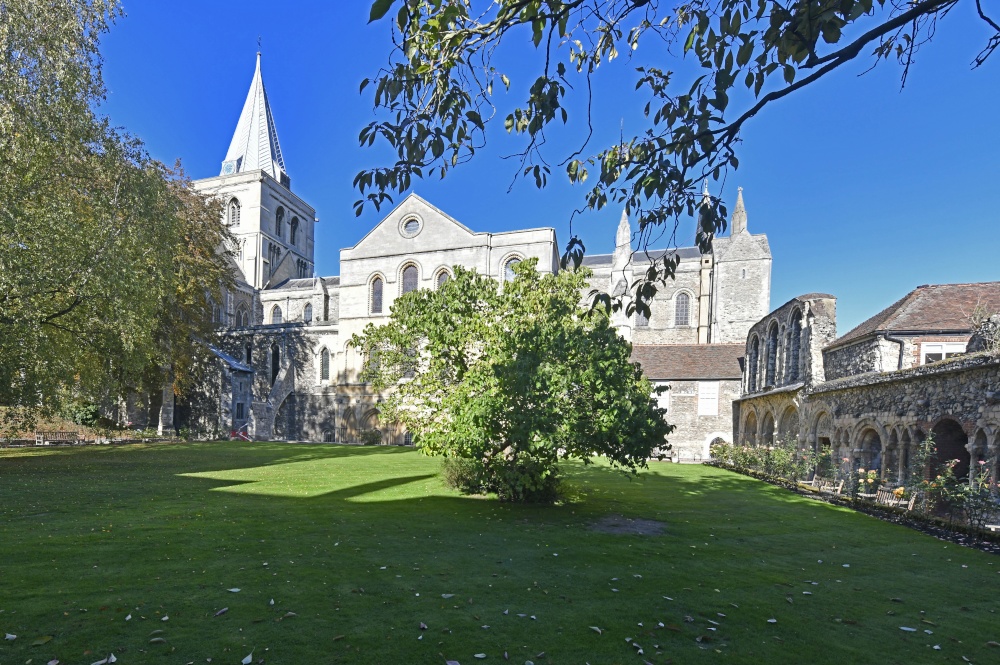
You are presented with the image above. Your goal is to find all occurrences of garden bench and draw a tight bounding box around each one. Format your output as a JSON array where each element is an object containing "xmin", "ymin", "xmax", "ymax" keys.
[
  {"xmin": 817, "ymin": 479, "xmax": 844, "ymax": 496},
  {"xmin": 34, "ymin": 431, "xmax": 80, "ymax": 445}
]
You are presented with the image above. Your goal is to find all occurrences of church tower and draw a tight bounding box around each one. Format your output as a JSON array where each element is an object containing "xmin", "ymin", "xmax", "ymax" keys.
[{"xmin": 194, "ymin": 53, "xmax": 316, "ymax": 295}]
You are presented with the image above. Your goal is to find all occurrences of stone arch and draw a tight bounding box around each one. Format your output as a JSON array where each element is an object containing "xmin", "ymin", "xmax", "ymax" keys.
[
  {"xmin": 500, "ymin": 253, "xmax": 524, "ymax": 282},
  {"xmin": 235, "ymin": 304, "xmax": 251, "ymax": 328},
  {"xmin": 434, "ymin": 267, "xmax": 452, "ymax": 288},
  {"xmin": 813, "ymin": 411, "xmax": 833, "ymax": 452},
  {"xmin": 747, "ymin": 335, "xmax": 760, "ymax": 392},
  {"xmin": 777, "ymin": 404, "xmax": 799, "ymax": 445},
  {"xmin": 971, "ymin": 428, "xmax": 990, "ymax": 481},
  {"xmin": 361, "ymin": 408, "xmax": 382, "ymax": 444},
  {"xmin": 760, "ymin": 411, "xmax": 775, "ymax": 447},
  {"xmin": 743, "ymin": 409, "xmax": 758, "ymax": 446},
  {"xmin": 342, "ymin": 409, "xmax": 358, "ymax": 443},
  {"xmin": 764, "ymin": 322, "xmax": 779, "ymax": 387},
  {"xmin": 703, "ymin": 431, "xmax": 730, "ymax": 459},
  {"xmin": 273, "ymin": 393, "xmax": 295, "ymax": 440},
  {"xmin": 858, "ymin": 428, "xmax": 883, "ymax": 474},
  {"xmin": 931, "ymin": 418, "xmax": 970, "ymax": 479}
]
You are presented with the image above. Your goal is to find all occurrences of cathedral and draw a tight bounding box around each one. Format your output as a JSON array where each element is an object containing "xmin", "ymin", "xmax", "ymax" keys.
[{"xmin": 186, "ymin": 55, "xmax": 773, "ymax": 459}]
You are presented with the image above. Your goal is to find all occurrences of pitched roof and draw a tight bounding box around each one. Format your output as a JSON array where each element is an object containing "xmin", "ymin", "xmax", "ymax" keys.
[
  {"xmin": 222, "ymin": 53, "xmax": 287, "ymax": 181},
  {"xmin": 830, "ymin": 282, "xmax": 1000, "ymax": 349},
  {"xmin": 631, "ymin": 344, "xmax": 744, "ymax": 380},
  {"xmin": 582, "ymin": 246, "xmax": 704, "ymax": 268}
]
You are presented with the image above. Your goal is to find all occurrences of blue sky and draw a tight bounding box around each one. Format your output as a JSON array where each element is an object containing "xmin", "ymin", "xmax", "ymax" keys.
[{"xmin": 100, "ymin": 1, "xmax": 1000, "ymax": 334}]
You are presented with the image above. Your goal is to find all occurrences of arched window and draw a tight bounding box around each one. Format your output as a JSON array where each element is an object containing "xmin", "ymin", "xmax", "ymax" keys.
[
  {"xmin": 371, "ymin": 277, "xmax": 384, "ymax": 314},
  {"xmin": 271, "ymin": 305, "xmax": 283, "ymax": 325},
  {"xmin": 675, "ymin": 293, "xmax": 690, "ymax": 327},
  {"xmin": 765, "ymin": 323, "xmax": 779, "ymax": 386},
  {"xmin": 401, "ymin": 264, "xmax": 418, "ymax": 293},
  {"xmin": 275, "ymin": 207, "xmax": 285, "ymax": 238},
  {"xmin": 436, "ymin": 270, "xmax": 450, "ymax": 288},
  {"xmin": 270, "ymin": 342, "xmax": 280, "ymax": 385},
  {"xmin": 235, "ymin": 305, "xmax": 250, "ymax": 328},
  {"xmin": 504, "ymin": 257, "xmax": 521, "ymax": 282},
  {"xmin": 303, "ymin": 303, "xmax": 313, "ymax": 323},
  {"xmin": 228, "ymin": 198, "xmax": 241, "ymax": 226},
  {"xmin": 748, "ymin": 336, "xmax": 760, "ymax": 392},
  {"xmin": 320, "ymin": 348, "xmax": 330, "ymax": 381},
  {"xmin": 245, "ymin": 343, "xmax": 252, "ymax": 364},
  {"xmin": 788, "ymin": 310, "xmax": 802, "ymax": 382},
  {"xmin": 635, "ymin": 295, "xmax": 650, "ymax": 327},
  {"xmin": 290, "ymin": 217, "xmax": 299, "ymax": 245}
]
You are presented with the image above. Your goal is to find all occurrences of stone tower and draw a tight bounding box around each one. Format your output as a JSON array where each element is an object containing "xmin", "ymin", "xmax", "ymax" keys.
[
  {"xmin": 710, "ymin": 188, "xmax": 772, "ymax": 344},
  {"xmin": 193, "ymin": 53, "xmax": 316, "ymax": 293}
]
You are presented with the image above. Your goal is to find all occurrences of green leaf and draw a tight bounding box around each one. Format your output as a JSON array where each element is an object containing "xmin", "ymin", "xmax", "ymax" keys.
[{"xmin": 369, "ymin": 0, "xmax": 395, "ymax": 23}]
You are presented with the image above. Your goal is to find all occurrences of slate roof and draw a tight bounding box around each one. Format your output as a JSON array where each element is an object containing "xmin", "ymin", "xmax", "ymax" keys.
[
  {"xmin": 209, "ymin": 346, "xmax": 253, "ymax": 373},
  {"xmin": 829, "ymin": 282, "xmax": 1000, "ymax": 349},
  {"xmin": 631, "ymin": 344, "xmax": 744, "ymax": 380},
  {"xmin": 223, "ymin": 53, "xmax": 286, "ymax": 179},
  {"xmin": 266, "ymin": 276, "xmax": 340, "ymax": 290},
  {"xmin": 581, "ymin": 246, "xmax": 704, "ymax": 267}
]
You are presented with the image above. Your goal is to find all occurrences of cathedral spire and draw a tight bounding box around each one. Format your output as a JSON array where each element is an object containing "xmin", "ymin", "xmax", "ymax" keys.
[
  {"xmin": 731, "ymin": 186, "xmax": 747, "ymax": 235},
  {"xmin": 221, "ymin": 52, "xmax": 289, "ymax": 187}
]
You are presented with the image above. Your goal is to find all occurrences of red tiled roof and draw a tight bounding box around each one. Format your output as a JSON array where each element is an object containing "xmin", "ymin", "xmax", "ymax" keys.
[
  {"xmin": 831, "ymin": 282, "xmax": 1000, "ymax": 349},
  {"xmin": 631, "ymin": 344, "xmax": 744, "ymax": 380}
]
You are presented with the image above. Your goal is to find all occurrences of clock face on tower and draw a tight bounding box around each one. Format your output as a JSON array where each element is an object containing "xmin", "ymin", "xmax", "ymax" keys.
[{"xmin": 221, "ymin": 160, "xmax": 236, "ymax": 175}]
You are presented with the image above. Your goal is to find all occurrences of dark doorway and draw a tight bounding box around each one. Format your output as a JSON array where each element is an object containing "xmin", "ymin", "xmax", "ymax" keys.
[{"xmin": 932, "ymin": 419, "xmax": 970, "ymax": 479}]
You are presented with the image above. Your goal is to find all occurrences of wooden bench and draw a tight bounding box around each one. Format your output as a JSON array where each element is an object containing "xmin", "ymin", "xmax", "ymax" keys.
[
  {"xmin": 817, "ymin": 479, "xmax": 845, "ymax": 496},
  {"xmin": 873, "ymin": 487, "xmax": 916, "ymax": 510},
  {"xmin": 34, "ymin": 431, "xmax": 80, "ymax": 445}
]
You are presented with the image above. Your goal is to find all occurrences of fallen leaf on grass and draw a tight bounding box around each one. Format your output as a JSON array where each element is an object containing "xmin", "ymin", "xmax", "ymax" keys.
[
  {"xmin": 590, "ymin": 626, "xmax": 602, "ymax": 634},
  {"xmin": 125, "ymin": 614, "xmax": 131, "ymax": 621},
  {"xmin": 441, "ymin": 594, "xmax": 454, "ymax": 599},
  {"xmin": 767, "ymin": 619, "xmax": 777, "ymax": 624},
  {"xmin": 149, "ymin": 637, "xmax": 167, "ymax": 644},
  {"xmin": 47, "ymin": 660, "xmax": 60, "ymax": 665},
  {"xmin": 241, "ymin": 652, "xmax": 253, "ymax": 665},
  {"xmin": 474, "ymin": 655, "xmax": 486, "ymax": 659},
  {"xmin": 987, "ymin": 641, "xmax": 1000, "ymax": 648},
  {"xmin": 332, "ymin": 635, "xmax": 345, "ymax": 641},
  {"xmin": 900, "ymin": 627, "xmax": 917, "ymax": 632},
  {"xmin": 283, "ymin": 612, "xmax": 297, "ymax": 618},
  {"xmin": 32, "ymin": 635, "xmax": 53, "ymax": 646},
  {"xmin": 228, "ymin": 588, "xmax": 241, "ymax": 593},
  {"xmin": 446, "ymin": 661, "xmax": 460, "ymax": 665},
  {"xmin": 214, "ymin": 607, "xmax": 229, "ymax": 617},
  {"xmin": 4, "ymin": 633, "xmax": 15, "ymax": 640},
  {"xmin": 419, "ymin": 622, "xmax": 427, "ymax": 630},
  {"xmin": 161, "ymin": 615, "xmax": 169, "ymax": 621}
]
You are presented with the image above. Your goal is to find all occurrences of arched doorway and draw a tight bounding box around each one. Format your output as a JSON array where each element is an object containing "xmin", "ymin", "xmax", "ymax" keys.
[
  {"xmin": 885, "ymin": 429, "xmax": 900, "ymax": 484},
  {"xmin": 932, "ymin": 418, "xmax": 970, "ymax": 479},
  {"xmin": 270, "ymin": 342, "xmax": 280, "ymax": 386}
]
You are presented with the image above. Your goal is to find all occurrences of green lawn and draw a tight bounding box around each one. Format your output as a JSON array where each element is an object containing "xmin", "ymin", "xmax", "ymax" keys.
[{"xmin": 1, "ymin": 443, "xmax": 998, "ymax": 664}]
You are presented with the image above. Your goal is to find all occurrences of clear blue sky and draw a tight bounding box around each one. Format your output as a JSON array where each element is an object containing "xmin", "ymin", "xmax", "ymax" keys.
[{"xmin": 99, "ymin": 1, "xmax": 1000, "ymax": 334}]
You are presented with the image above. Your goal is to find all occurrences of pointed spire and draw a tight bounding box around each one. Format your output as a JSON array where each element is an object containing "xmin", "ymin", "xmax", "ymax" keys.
[
  {"xmin": 221, "ymin": 53, "xmax": 288, "ymax": 186},
  {"xmin": 731, "ymin": 186, "xmax": 747, "ymax": 235},
  {"xmin": 615, "ymin": 209, "xmax": 631, "ymax": 249}
]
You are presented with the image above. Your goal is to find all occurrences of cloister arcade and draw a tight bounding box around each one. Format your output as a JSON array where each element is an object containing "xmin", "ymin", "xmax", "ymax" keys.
[{"xmin": 736, "ymin": 400, "xmax": 999, "ymax": 485}]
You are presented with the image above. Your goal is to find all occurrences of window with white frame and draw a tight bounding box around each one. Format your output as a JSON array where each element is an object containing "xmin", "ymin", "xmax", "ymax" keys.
[
  {"xmin": 698, "ymin": 381, "xmax": 719, "ymax": 416},
  {"xmin": 921, "ymin": 342, "xmax": 965, "ymax": 364}
]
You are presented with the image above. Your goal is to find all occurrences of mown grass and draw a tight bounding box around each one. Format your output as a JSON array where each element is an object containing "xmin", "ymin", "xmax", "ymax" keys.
[{"xmin": 1, "ymin": 442, "xmax": 998, "ymax": 665}]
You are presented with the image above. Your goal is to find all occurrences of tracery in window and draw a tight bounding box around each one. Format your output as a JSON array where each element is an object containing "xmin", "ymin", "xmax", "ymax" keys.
[{"xmin": 228, "ymin": 198, "xmax": 241, "ymax": 226}]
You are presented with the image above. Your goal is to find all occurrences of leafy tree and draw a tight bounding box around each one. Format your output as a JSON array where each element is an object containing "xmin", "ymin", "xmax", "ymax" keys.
[
  {"xmin": 351, "ymin": 260, "xmax": 672, "ymax": 502},
  {"xmin": 359, "ymin": 0, "xmax": 996, "ymax": 315},
  {"xmin": 0, "ymin": 0, "xmax": 234, "ymax": 432}
]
